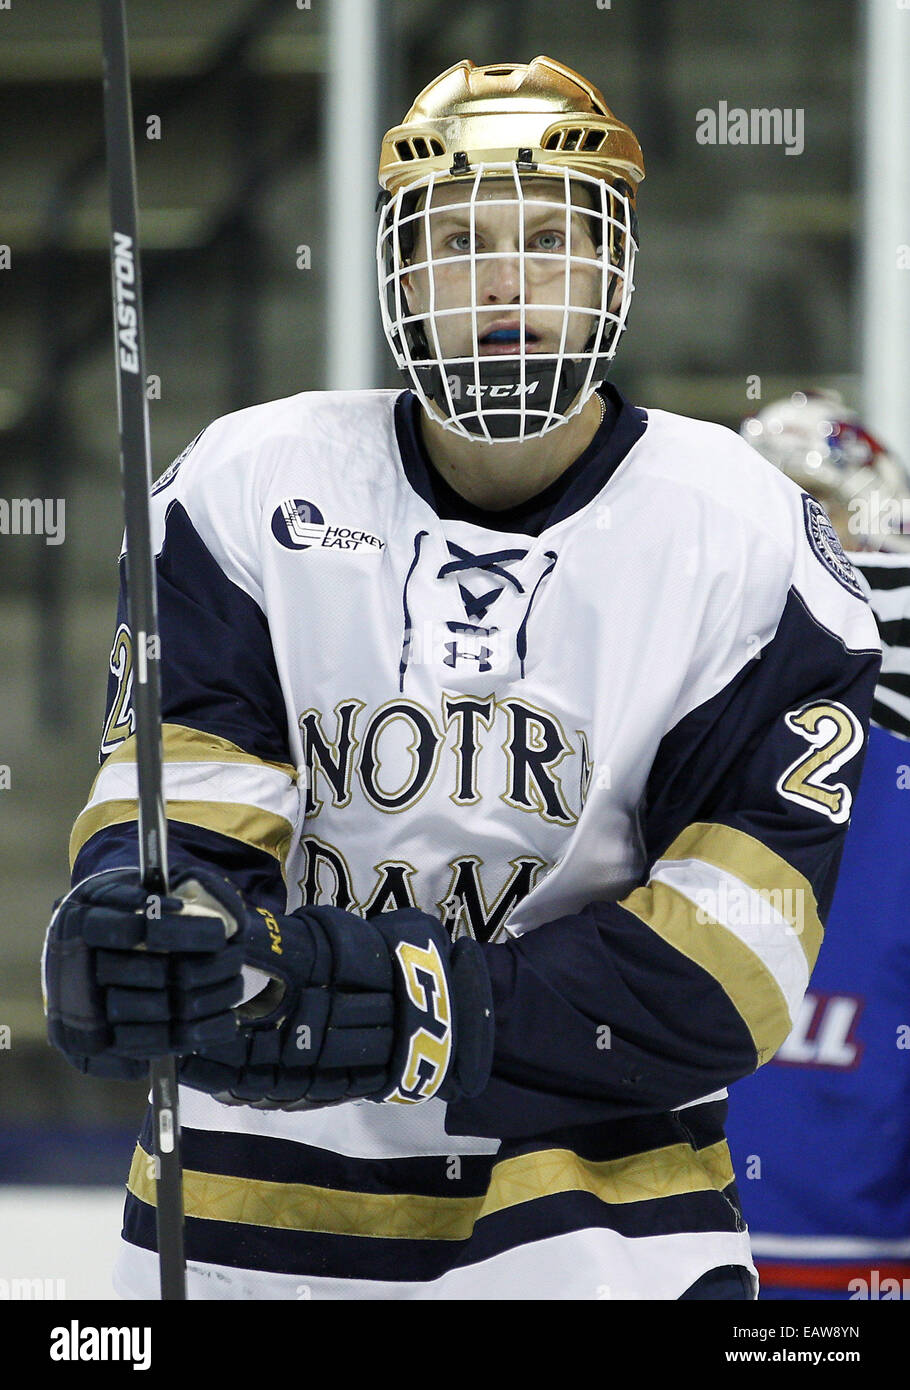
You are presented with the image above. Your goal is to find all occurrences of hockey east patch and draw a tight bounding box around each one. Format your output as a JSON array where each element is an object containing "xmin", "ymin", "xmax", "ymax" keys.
[
  {"xmin": 802, "ymin": 494, "xmax": 866, "ymax": 600},
  {"xmin": 271, "ymin": 498, "xmax": 385, "ymax": 554}
]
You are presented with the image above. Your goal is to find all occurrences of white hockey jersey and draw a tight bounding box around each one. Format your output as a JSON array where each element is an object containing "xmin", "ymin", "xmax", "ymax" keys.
[{"xmin": 69, "ymin": 386, "xmax": 881, "ymax": 1299}]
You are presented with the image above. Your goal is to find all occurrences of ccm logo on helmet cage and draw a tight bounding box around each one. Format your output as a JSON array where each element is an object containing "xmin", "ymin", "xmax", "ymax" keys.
[{"xmin": 448, "ymin": 378, "xmax": 541, "ymax": 399}]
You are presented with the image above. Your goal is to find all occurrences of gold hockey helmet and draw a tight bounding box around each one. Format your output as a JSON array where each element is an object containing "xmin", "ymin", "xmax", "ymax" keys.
[{"xmin": 378, "ymin": 55, "xmax": 644, "ymax": 204}]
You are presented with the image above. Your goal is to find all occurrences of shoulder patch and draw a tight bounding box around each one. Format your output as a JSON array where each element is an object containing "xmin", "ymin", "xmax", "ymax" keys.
[
  {"xmin": 152, "ymin": 429, "xmax": 205, "ymax": 496},
  {"xmin": 270, "ymin": 498, "xmax": 385, "ymax": 554},
  {"xmin": 271, "ymin": 498, "xmax": 327, "ymax": 550},
  {"xmin": 803, "ymin": 494, "xmax": 866, "ymax": 601}
]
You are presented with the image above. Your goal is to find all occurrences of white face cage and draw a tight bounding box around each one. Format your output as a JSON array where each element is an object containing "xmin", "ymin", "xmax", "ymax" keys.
[{"xmin": 377, "ymin": 161, "xmax": 637, "ymax": 443}]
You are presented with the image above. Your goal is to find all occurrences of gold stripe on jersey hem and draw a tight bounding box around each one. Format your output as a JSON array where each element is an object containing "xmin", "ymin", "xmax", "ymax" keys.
[
  {"xmin": 659, "ymin": 821, "xmax": 823, "ymax": 972},
  {"xmin": 69, "ymin": 799, "xmax": 293, "ymax": 870},
  {"xmin": 126, "ymin": 1137, "xmax": 735, "ymax": 1240},
  {"xmin": 103, "ymin": 725, "xmax": 298, "ymax": 780},
  {"xmin": 622, "ymin": 877, "xmax": 791, "ymax": 1063}
]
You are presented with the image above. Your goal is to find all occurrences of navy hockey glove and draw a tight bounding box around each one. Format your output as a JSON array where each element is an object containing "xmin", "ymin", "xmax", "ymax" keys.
[
  {"xmin": 177, "ymin": 905, "xmax": 494, "ymax": 1109},
  {"xmin": 43, "ymin": 866, "xmax": 245, "ymax": 1080}
]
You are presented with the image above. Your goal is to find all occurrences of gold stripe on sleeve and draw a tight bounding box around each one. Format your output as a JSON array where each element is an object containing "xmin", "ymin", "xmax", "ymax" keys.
[
  {"xmin": 659, "ymin": 821, "xmax": 823, "ymax": 972},
  {"xmin": 621, "ymin": 883, "xmax": 794, "ymax": 1065},
  {"xmin": 69, "ymin": 799, "xmax": 293, "ymax": 870},
  {"xmin": 105, "ymin": 724, "xmax": 298, "ymax": 780},
  {"xmin": 70, "ymin": 723, "xmax": 298, "ymax": 869}
]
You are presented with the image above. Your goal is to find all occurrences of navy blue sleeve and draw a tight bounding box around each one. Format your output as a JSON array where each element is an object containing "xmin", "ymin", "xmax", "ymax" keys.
[
  {"xmin": 448, "ymin": 589, "xmax": 880, "ymax": 1139},
  {"xmin": 70, "ymin": 498, "xmax": 298, "ymax": 915}
]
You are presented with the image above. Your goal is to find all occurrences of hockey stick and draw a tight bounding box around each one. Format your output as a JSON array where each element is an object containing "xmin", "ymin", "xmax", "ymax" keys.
[{"xmin": 99, "ymin": 0, "xmax": 187, "ymax": 1300}]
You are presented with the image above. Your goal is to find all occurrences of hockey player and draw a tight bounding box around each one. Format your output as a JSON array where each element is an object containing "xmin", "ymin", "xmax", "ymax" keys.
[
  {"xmin": 728, "ymin": 390, "xmax": 910, "ymax": 1300},
  {"xmin": 43, "ymin": 59, "xmax": 881, "ymax": 1300}
]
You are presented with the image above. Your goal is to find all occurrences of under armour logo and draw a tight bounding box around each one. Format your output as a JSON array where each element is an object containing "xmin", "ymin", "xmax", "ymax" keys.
[
  {"xmin": 443, "ymin": 620, "xmax": 499, "ymax": 672},
  {"xmin": 444, "ymin": 642, "xmax": 493, "ymax": 671}
]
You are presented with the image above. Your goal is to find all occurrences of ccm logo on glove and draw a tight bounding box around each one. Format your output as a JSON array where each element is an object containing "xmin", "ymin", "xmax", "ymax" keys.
[
  {"xmin": 256, "ymin": 907, "xmax": 283, "ymax": 956},
  {"xmin": 385, "ymin": 939, "xmax": 453, "ymax": 1105}
]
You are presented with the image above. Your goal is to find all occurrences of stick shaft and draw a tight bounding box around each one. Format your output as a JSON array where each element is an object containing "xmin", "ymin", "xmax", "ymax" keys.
[{"xmin": 100, "ymin": 0, "xmax": 186, "ymax": 1301}]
